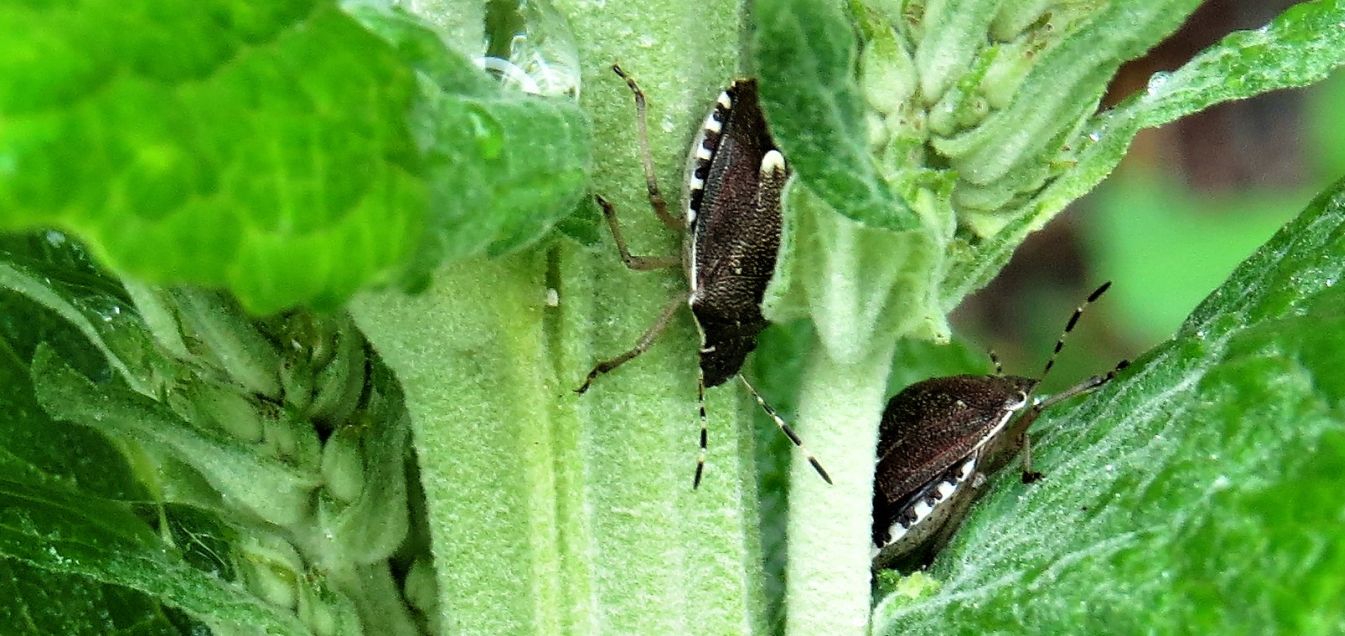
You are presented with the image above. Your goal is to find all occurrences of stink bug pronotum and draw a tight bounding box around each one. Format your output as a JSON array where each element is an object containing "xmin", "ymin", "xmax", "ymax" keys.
[
  {"xmin": 575, "ymin": 65, "xmax": 831, "ymax": 489},
  {"xmin": 871, "ymin": 282, "xmax": 1129, "ymax": 571}
]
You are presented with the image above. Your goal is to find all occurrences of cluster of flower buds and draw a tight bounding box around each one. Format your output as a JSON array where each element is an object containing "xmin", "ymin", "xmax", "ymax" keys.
[
  {"xmin": 855, "ymin": 1, "xmax": 1121, "ymax": 235},
  {"xmin": 121, "ymin": 287, "xmax": 424, "ymax": 634}
]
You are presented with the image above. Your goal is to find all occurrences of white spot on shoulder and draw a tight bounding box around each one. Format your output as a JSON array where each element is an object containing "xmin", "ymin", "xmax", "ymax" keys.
[
  {"xmin": 717, "ymin": 92, "xmax": 732, "ymax": 109},
  {"xmin": 761, "ymin": 149, "xmax": 786, "ymax": 174}
]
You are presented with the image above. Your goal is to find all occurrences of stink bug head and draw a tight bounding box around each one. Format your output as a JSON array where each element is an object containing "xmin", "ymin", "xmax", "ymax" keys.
[
  {"xmin": 871, "ymin": 282, "xmax": 1125, "ymax": 571},
  {"xmin": 694, "ymin": 325, "xmax": 762, "ymax": 388}
]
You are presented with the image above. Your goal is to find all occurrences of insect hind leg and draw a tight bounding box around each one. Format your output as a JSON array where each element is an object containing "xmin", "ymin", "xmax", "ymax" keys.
[
  {"xmin": 594, "ymin": 195, "xmax": 680, "ymax": 271},
  {"xmin": 575, "ymin": 294, "xmax": 687, "ymax": 394},
  {"xmin": 611, "ymin": 64, "xmax": 681, "ymax": 231}
]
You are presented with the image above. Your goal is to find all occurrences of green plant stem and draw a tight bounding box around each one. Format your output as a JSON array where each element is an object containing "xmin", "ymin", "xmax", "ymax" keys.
[
  {"xmin": 349, "ymin": 0, "xmax": 776, "ymax": 624},
  {"xmin": 351, "ymin": 255, "xmax": 562, "ymax": 634},
  {"xmin": 785, "ymin": 338, "xmax": 895, "ymax": 636}
]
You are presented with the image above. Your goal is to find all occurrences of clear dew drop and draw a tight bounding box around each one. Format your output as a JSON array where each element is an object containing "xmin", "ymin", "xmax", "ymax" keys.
[{"xmin": 479, "ymin": 0, "xmax": 581, "ymax": 98}]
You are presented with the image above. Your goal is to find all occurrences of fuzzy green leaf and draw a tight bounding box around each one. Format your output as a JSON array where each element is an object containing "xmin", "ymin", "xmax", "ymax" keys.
[
  {"xmin": 354, "ymin": 6, "xmax": 592, "ymax": 265},
  {"xmin": 753, "ymin": 0, "xmax": 916, "ymax": 231},
  {"xmin": 0, "ymin": 1, "xmax": 426, "ymax": 313},
  {"xmin": 875, "ymin": 177, "xmax": 1345, "ymax": 633},
  {"xmin": 933, "ymin": 0, "xmax": 1201, "ymax": 187},
  {"xmin": 0, "ymin": 1, "xmax": 591, "ymax": 314},
  {"xmin": 0, "ymin": 478, "xmax": 306, "ymax": 635},
  {"xmin": 0, "ymin": 287, "xmax": 302, "ymax": 633},
  {"xmin": 0, "ymin": 559, "xmax": 195, "ymax": 636},
  {"xmin": 945, "ymin": 0, "xmax": 1345, "ymax": 302}
]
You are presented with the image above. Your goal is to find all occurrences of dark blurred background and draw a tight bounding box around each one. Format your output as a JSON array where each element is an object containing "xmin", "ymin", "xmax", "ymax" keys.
[{"xmin": 955, "ymin": 0, "xmax": 1345, "ymax": 391}]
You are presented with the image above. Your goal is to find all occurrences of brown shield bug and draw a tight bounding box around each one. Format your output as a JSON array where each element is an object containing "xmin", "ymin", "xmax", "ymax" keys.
[
  {"xmin": 575, "ymin": 65, "xmax": 830, "ymax": 488},
  {"xmin": 871, "ymin": 282, "xmax": 1129, "ymax": 571}
]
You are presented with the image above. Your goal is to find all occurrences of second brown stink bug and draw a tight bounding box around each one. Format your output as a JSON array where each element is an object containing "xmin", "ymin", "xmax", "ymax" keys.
[
  {"xmin": 576, "ymin": 65, "xmax": 831, "ymax": 489},
  {"xmin": 871, "ymin": 282, "xmax": 1130, "ymax": 571}
]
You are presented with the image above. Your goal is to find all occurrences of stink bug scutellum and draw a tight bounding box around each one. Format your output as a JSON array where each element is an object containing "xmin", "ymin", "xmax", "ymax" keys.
[
  {"xmin": 575, "ymin": 65, "xmax": 831, "ymax": 489},
  {"xmin": 871, "ymin": 282, "xmax": 1129, "ymax": 571}
]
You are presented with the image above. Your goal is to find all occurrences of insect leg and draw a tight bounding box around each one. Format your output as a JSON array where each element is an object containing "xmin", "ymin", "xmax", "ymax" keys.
[
  {"xmin": 694, "ymin": 370, "xmax": 707, "ymax": 489},
  {"xmin": 574, "ymin": 294, "xmax": 687, "ymax": 394},
  {"xmin": 611, "ymin": 64, "xmax": 682, "ymax": 231},
  {"xmin": 1018, "ymin": 359, "xmax": 1131, "ymax": 481},
  {"xmin": 594, "ymin": 195, "xmax": 680, "ymax": 270},
  {"xmin": 1020, "ymin": 433, "xmax": 1043, "ymax": 483}
]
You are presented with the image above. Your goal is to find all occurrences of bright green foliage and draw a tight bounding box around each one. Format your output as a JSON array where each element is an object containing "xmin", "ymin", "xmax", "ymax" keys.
[
  {"xmin": 0, "ymin": 1, "xmax": 590, "ymax": 313},
  {"xmin": 875, "ymin": 179, "xmax": 1345, "ymax": 634},
  {"xmin": 0, "ymin": 1, "xmax": 423, "ymax": 312}
]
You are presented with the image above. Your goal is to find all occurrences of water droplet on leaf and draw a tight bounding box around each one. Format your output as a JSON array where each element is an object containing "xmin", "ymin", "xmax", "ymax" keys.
[{"xmin": 480, "ymin": 0, "xmax": 581, "ymax": 98}]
